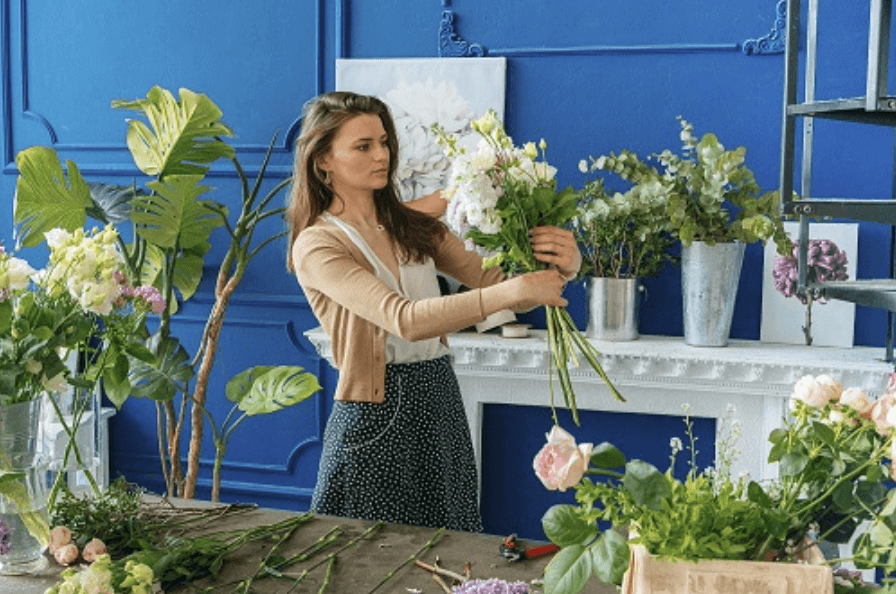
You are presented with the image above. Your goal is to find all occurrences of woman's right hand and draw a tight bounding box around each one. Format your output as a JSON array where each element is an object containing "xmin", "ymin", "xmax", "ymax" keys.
[{"xmin": 505, "ymin": 269, "xmax": 568, "ymax": 311}]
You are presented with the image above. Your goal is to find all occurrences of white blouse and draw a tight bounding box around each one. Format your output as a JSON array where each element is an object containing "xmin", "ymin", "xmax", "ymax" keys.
[{"xmin": 321, "ymin": 214, "xmax": 451, "ymax": 364}]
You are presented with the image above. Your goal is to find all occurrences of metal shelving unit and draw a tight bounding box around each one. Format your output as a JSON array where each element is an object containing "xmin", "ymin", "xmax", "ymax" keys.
[{"xmin": 779, "ymin": 0, "xmax": 896, "ymax": 362}]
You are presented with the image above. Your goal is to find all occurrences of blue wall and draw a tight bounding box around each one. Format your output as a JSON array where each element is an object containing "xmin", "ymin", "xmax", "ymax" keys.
[{"xmin": 1, "ymin": 0, "xmax": 891, "ymax": 537}]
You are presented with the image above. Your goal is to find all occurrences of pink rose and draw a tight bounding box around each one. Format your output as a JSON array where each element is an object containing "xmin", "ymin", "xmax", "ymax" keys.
[
  {"xmin": 839, "ymin": 387, "xmax": 873, "ymax": 415},
  {"xmin": 791, "ymin": 375, "xmax": 842, "ymax": 409},
  {"xmin": 533, "ymin": 425, "xmax": 593, "ymax": 492},
  {"xmin": 82, "ymin": 538, "xmax": 107, "ymax": 563},
  {"xmin": 54, "ymin": 543, "xmax": 79, "ymax": 566},
  {"xmin": 48, "ymin": 525, "xmax": 72, "ymax": 555},
  {"xmin": 869, "ymin": 394, "xmax": 896, "ymax": 435}
]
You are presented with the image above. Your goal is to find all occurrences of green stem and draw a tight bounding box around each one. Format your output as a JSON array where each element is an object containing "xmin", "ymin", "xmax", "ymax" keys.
[
  {"xmin": 284, "ymin": 522, "xmax": 384, "ymax": 594},
  {"xmin": 367, "ymin": 528, "xmax": 445, "ymax": 594},
  {"xmin": 318, "ymin": 556, "xmax": 336, "ymax": 594}
]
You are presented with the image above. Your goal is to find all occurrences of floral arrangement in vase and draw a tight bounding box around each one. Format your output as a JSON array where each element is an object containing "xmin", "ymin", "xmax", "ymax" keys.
[
  {"xmin": 572, "ymin": 154, "xmax": 676, "ymax": 279},
  {"xmin": 773, "ymin": 238, "xmax": 850, "ymax": 346},
  {"xmin": 432, "ymin": 110, "xmax": 624, "ymax": 424},
  {"xmin": 533, "ymin": 374, "xmax": 896, "ymax": 594},
  {"xmin": 585, "ymin": 117, "xmax": 791, "ymax": 254}
]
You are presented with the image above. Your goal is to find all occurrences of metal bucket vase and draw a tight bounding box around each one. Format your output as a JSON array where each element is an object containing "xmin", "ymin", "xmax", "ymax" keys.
[
  {"xmin": 0, "ymin": 398, "xmax": 49, "ymax": 574},
  {"xmin": 681, "ymin": 241, "xmax": 746, "ymax": 347},
  {"xmin": 585, "ymin": 277, "xmax": 641, "ymax": 341}
]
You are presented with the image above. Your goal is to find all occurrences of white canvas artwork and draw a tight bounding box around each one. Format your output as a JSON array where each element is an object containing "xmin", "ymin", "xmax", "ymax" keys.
[
  {"xmin": 760, "ymin": 222, "xmax": 859, "ymax": 347},
  {"xmin": 336, "ymin": 57, "xmax": 507, "ymax": 202}
]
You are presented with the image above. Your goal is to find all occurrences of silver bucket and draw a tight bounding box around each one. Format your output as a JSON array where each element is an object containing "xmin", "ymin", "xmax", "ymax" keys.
[
  {"xmin": 585, "ymin": 277, "xmax": 641, "ymax": 341},
  {"xmin": 0, "ymin": 398, "xmax": 43, "ymax": 468},
  {"xmin": 681, "ymin": 241, "xmax": 745, "ymax": 347}
]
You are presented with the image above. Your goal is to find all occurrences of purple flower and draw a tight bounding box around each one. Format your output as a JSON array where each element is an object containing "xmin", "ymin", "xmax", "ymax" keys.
[
  {"xmin": 452, "ymin": 578, "xmax": 530, "ymax": 594},
  {"xmin": 773, "ymin": 239, "xmax": 848, "ymax": 304},
  {"xmin": 0, "ymin": 517, "xmax": 10, "ymax": 555}
]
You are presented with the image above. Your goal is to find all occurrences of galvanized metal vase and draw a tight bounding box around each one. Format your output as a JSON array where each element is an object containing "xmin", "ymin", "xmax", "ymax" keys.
[
  {"xmin": 681, "ymin": 241, "xmax": 746, "ymax": 347},
  {"xmin": 585, "ymin": 277, "xmax": 641, "ymax": 341},
  {"xmin": 0, "ymin": 398, "xmax": 49, "ymax": 574}
]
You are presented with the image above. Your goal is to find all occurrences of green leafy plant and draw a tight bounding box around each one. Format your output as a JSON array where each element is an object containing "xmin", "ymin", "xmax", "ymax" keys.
[
  {"xmin": 12, "ymin": 86, "xmax": 319, "ymax": 502},
  {"xmin": 572, "ymin": 163, "xmax": 676, "ymax": 279},
  {"xmin": 589, "ymin": 117, "xmax": 790, "ymax": 254},
  {"xmin": 534, "ymin": 373, "xmax": 896, "ymax": 594}
]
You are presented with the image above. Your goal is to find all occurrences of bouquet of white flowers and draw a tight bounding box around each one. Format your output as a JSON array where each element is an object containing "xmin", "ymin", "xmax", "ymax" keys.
[{"xmin": 433, "ymin": 110, "xmax": 624, "ymax": 425}]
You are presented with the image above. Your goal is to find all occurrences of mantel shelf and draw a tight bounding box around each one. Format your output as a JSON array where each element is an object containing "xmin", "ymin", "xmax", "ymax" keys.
[{"xmin": 305, "ymin": 328, "xmax": 894, "ymax": 484}]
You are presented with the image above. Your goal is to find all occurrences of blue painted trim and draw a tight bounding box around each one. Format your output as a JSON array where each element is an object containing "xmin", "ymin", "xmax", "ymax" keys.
[
  {"xmin": 1, "ymin": 0, "xmax": 12, "ymax": 168},
  {"xmin": 3, "ymin": 0, "xmax": 326, "ymax": 173},
  {"xmin": 438, "ymin": 3, "xmax": 485, "ymax": 57},
  {"xmin": 440, "ymin": 0, "xmax": 782, "ymax": 58},
  {"xmin": 19, "ymin": 0, "xmax": 56, "ymax": 144},
  {"xmin": 489, "ymin": 43, "xmax": 741, "ymax": 57},
  {"xmin": 742, "ymin": 0, "xmax": 787, "ymax": 55},
  {"xmin": 336, "ymin": 0, "xmax": 347, "ymax": 59}
]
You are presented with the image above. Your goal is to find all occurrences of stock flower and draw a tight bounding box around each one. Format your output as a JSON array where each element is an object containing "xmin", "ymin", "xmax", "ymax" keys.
[
  {"xmin": 791, "ymin": 374, "xmax": 842, "ymax": 409},
  {"xmin": 533, "ymin": 425, "xmax": 593, "ymax": 492},
  {"xmin": 452, "ymin": 578, "xmax": 529, "ymax": 593},
  {"xmin": 773, "ymin": 239, "xmax": 849, "ymax": 304}
]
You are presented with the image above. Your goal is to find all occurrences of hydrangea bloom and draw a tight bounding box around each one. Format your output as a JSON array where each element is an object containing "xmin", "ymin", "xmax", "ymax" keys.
[{"xmin": 773, "ymin": 239, "xmax": 848, "ymax": 304}]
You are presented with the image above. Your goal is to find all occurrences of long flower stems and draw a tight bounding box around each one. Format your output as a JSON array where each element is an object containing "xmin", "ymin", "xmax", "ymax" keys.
[
  {"xmin": 284, "ymin": 521, "xmax": 385, "ymax": 594},
  {"xmin": 231, "ymin": 519, "xmax": 306, "ymax": 594},
  {"xmin": 367, "ymin": 527, "xmax": 445, "ymax": 594},
  {"xmin": 545, "ymin": 306, "xmax": 625, "ymax": 426},
  {"xmin": 318, "ymin": 556, "xmax": 336, "ymax": 594}
]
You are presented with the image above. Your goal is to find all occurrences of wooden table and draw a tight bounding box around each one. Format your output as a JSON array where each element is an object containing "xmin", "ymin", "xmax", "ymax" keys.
[{"xmin": 0, "ymin": 505, "xmax": 616, "ymax": 593}]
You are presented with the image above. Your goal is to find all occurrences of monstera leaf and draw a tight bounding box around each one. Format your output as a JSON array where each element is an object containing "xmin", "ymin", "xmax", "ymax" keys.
[
  {"xmin": 13, "ymin": 147, "xmax": 93, "ymax": 248},
  {"xmin": 112, "ymin": 86, "xmax": 234, "ymax": 178},
  {"xmin": 134, "ymin": 175, "xmax": 223, "ymax": 251},
  {"xmin": 127, "ymin": 332, "xmax": 194, "ymax": 404},
  {"xmin": 225, "ymin": 366, "xmax": 322, "ymax": 416},
  {"xmin": 86, "ymin": 182, "xmax": 144, "ymax": 224}
]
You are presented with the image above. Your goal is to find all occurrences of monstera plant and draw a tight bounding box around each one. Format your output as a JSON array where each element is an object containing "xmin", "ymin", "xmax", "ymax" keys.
[{"xmin": 13, "ymin": 86, "xmax": 320, "ymax": 501}]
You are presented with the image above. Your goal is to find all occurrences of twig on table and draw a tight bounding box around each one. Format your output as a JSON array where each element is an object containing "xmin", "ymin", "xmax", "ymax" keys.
[
  {"xmin": 432, "ymin": 572, "xmax": 452, "ymax": 593},
  {"xmin": 414, "ymin": 559, "xmax": 468, "ymax": 585},
  {"xmin": 367, "ymin": 528, "xmax": 446, "ymax": 594},
  {"xmin": 463, "ymin": 561, "xmax": 472, "ymax": 580}
]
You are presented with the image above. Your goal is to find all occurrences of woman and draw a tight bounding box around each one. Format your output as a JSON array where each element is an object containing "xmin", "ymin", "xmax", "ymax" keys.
[{"xmin": 286, "ymin": 91, "xmax": 580, "ymax": 532}]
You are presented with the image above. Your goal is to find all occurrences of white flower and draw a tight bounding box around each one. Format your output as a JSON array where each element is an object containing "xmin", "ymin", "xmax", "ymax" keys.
[
  {"xmin": 791, "ymin": 375, "xmax": 842, "ymax": 409},
  {"xmin": 839, "ymin": 387, "xmax": 873, "ymax": 415},
  {"xmin": 578, "ymin": 159, "xmax": 588, "ymax": 173}
]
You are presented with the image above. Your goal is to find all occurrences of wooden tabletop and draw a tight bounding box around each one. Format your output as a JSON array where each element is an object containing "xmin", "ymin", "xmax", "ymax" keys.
[{"xmin": 0, "ymin": 505, "xmax": 617, "ymax": 594}]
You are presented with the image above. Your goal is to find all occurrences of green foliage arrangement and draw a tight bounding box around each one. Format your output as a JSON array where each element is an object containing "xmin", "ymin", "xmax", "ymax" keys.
[
  {"xmin": 534, "ymin": 374, "xmax": 896, "ymax": 594},
  {"xmin": 587, "ymin": 117, "xmax": 791, "ymax": 254}
]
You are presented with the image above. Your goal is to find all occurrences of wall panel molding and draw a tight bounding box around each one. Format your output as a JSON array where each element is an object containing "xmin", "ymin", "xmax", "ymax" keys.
[
  {"xmin": 3, "ymin": 0, "xmax": 337, "ymax": 175},
  {"xmin": 437, "ymin": 0, "xmax": 785, "ymax": 58}
]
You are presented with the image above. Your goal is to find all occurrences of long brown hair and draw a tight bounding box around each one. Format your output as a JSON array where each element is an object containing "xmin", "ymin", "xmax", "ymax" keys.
[{"xmin": 285, "ymin": 91, "xmax": 447, "ymax": 272}]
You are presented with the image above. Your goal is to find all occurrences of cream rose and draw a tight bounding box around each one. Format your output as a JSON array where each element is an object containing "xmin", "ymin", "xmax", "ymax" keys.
[
  {"xmin": 791, "ymin": 375, "xmax": 842, "ymax": 409},
  {"xmin": 870, "ymin": 393, "xmax": 896, "ymax": 435},
  {"xmin": 533, "ymin": 425, "xmax": 593, "ymax": 492}
]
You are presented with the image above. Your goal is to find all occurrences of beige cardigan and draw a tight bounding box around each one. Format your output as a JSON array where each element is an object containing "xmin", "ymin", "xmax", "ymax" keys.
[{"xmin": 293, "ymin": 223, "xmax": 504, "ymax": 403}]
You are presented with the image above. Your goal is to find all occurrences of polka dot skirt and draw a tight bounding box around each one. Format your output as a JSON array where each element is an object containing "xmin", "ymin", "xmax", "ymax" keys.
[{"xmin": 310, "ymin": 355, "xmax": 483, "ymax": 532}]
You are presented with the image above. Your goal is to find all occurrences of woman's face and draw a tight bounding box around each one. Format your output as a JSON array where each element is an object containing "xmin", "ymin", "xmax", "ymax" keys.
[{"xmin": 319, "ymin": 113, "xmax": 391, "ymax": 195}]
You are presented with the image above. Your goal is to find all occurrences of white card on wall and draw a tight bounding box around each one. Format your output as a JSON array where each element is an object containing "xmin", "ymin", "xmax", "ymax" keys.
[
  {"xmin": 760, "ymin": 222, "xmax": 859, "ymax": 347},
  {"xmin": 336, "ymin": 57, "xmax": 506, "ymax": 202}
]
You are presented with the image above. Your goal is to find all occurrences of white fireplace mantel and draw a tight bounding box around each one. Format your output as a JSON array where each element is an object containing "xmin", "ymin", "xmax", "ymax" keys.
[{"xmin": 304, "ymin": 328, "xmax": 894, "ymax": 483}]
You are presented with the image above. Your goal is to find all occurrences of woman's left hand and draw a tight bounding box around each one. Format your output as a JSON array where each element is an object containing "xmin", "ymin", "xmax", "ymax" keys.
[{"xmin": 529, "ymin": 226, "xmax": 582, "ymax": 281}]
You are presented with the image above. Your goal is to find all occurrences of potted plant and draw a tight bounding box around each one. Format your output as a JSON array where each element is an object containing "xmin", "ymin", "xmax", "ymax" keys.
[
  {"xmin": 0, "ymin": 227, "xmax": 160, "ymax": 573},
  {"xmin": 533, "ymin": 373, "xmax": 896, "ymax": 594},
  {"xmin": 13, "ymin": 86, "xmax": 321, "ymax": 503},
  {"xmin": 590, "ymin": 117, "xmax": 790, "ymax": 347},
  {"xmin": 573, "ymin": 154, "xmax": 677, "ymax": 340}
]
